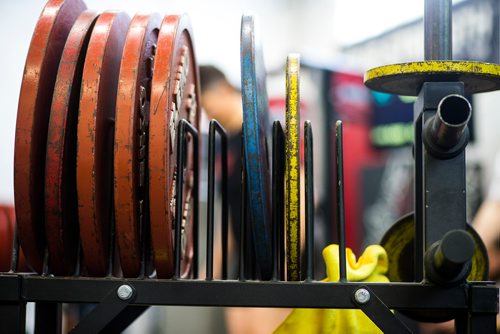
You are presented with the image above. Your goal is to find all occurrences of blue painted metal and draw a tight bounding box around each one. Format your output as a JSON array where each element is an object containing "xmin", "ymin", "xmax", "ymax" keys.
[{"xmin": 240, "ymin": 14, "xmax": 272, "ymax": 279}]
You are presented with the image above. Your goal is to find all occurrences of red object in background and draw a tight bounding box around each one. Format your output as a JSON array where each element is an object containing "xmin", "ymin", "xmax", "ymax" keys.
[
  {"xmin": 339, "ymin": 124, "xmax": 385, "ymax": 252},
  {"xmin": 330, "ymin": 72, "xmax": 372, "ymax": 125},
  {"xmin": 0, "ymin": 206, "xmax": 29, "ymax": 272},
  {"xmin": 328, "ymin": 71, "xmax": 386, "ymax": 253}
]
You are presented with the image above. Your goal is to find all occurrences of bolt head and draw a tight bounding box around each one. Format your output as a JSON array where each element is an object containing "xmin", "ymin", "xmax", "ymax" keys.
[
  {"xmin": 354, "ymin": 288, "xmax": 371, "ymax": 304},
  {"xmin": 117, "ymin": 284, "xmax": 134, "ymax": 300}
]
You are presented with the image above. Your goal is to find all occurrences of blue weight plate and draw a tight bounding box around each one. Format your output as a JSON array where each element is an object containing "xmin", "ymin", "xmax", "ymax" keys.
[{"xmin": 240, "ymin": 14, "xmax": 272, "ymax": 279}]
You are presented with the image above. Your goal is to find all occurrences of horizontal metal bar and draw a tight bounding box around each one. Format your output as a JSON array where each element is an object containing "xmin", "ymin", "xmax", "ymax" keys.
[
  {"xmin": 20, "ymin": 276, "xmax": 473, "ymax": 310},
  {"xmin": 0, "ymin": 275, "xmax": 21, "ymax": 302}
]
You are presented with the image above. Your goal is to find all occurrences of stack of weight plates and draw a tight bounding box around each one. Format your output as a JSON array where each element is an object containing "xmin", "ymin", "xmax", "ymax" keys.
[{"xmin": 14, "ymin": 0, "xmax": 200, "ymax": 278}]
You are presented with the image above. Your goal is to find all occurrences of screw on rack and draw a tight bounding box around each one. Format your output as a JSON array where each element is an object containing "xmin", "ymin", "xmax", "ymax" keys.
[
  {"xmin": 116, "ymin": 285, "xmax": 134, "ymax": 301},
  {"xmin": 353, "ymin": 288, "xmax": 371, "ymax": 305}
]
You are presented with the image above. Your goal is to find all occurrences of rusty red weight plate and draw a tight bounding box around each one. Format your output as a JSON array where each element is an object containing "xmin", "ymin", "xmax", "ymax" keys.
[
  {"xmin": 77, "ymin": 11, "xmax": 130, "ymax": 277},
  {"xmin": 114, "ymin": 13, "xmax": 161, "ymax": 278},
  {"xmin": 149, "ymin": 15, "xmax": 200, "ymax": 278},
  {"xmin": 45, "ymin": 10, "xmax": 99, "ymax": 276},
  {"xmin": 14, "ymin": 0, "xmax": 87, "ymax": 273}
]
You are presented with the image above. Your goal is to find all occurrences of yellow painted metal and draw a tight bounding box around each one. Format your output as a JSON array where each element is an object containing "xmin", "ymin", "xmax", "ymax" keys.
[
  {"xmin": 286, "ymin": 53, "xmax": 301, "ymax": 281},
  {"xmin": 380, "ymin": 213, "xmax": 488, "ymax": 283},
  {"xmin": 364, "ymin": 61, "xmax": 500, "ymax": 95}
]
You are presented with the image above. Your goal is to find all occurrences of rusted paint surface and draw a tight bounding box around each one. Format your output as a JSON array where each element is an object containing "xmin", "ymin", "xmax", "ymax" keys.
[
  {"xmin": 149, "ymin": 15, "xmax": 200, "ymax": 278},
  {"xmin": 14, "ymin": 0, "xmax": 86, "ymax": 273},
  {"xmin": 114, "ymin": 13, "xmax": 161, "ymax": 278},
  {"xmin": 364, "ymin": 61, "xmax": 500, "ymax": 95},
  {"xmin": 240, "ymin": 15, "xmax": 273, "ymax": 279},
  {"xmin": 45, "ymin": 10, "xmax": 98, "ymax": 276},
  {"xmin": 77, "ymin": 11, "xmax": 130, "ymax": 277}
]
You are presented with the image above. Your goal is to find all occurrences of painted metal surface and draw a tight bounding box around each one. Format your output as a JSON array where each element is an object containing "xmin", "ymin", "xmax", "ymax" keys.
[
  {"xmin": 14, "ymin": 0, "xmax": 86, "ymax": 273},
  {"xmin": 285, "ymin": 54, "xmax": 300, "ymax": 281},
  {"xmin": 114, "ymin": 13, "xmax": 161, "ymax": 278},
  {"xmin": 45, "ymin": 10, "xmax": 98, "ymax": 276},
  {"xmin": 240, "ymin": 15, "xmax": 273, "ymax": 279},
  {"xmin": 149, "ymin": 15, "xmax": 200, "ymax": 279},
  {"xmin": 77, "ymin": 11, "xmax": 130, "ymax": 277},
  {"xmin": 364, "ymin": 61, "xmax": 500, "ymax": 96},
  {"xmin": 380, "ymin": 213, "xmax": 488, "ymax": 283}
]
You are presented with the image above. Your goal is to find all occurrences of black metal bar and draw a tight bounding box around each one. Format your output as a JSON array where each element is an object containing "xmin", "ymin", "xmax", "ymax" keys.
[
  {"xmin": 426, "ymin": 94, "xmax": 471, "ymax": 150},
  {"xmin": 175, "ymin": 120, "xmax": 199, "ymax": 279},
  {"xmin": 192, "ymin": 122, "xmax": 199, "ymax": 280},
  {"xmin": 424, "ymin": 0, "xmax": 452, "ymax": 60},
  {"xmin": 304, "ymin": 121, "xmax": 314, "ymax": 281},
  {"xmin": 34, "ymin": 302, "xmax": 62, "ymax": 334},
  {"xmin": 219, "ymin": 123, "xmax": 228, "ymax": 281},
  {"xmin": 22, "ymin": 277, "xmax": 477, "ymax": 310},
  {"xmin": 272, "ymin": 121, "xmax": 285, "ymax": 281},
  {"xmin": 9, "ymin": 225, "xmax": 19, "ymax": 273},
  {"xmin": 465, "ymin": 284, "xmax": 499, "ymax": 333},
  {"xmin": 239, "ymin": 130, "xmax": 246, "ymax": 281},
  {"xmin": 335, "ymin": 121, "xmax": 347, "ymax": 282},
  {"xmin": 101, "ymin": 305, "xmax": 150, "ymax": 333},
  {"xmin": 0, "ymin": 302, "xmax": 26, "ymax": 333},
  {"xmin": 206, "ymin": 121, "xmax": 215, "ymax": 280},
  {"xmin": 42, "ymin": 247, "xmax": 49, "ymax": 276},
  {"xmin": 107, "ymin": 209, "xmax": 116, "ymax": 277},
  {"xmin": 414, "ymin": 114, "xmax": 424, "ymax": 282},
  {"xmin": 74, "ymin": 239, "xmax": 82, "ymax": 276},
  {"xmin": 353, "ymin": 286, "xmax": 412, "ymax": 334},
  {"xmin": 174, "ymin": 121, "xmax": 186, "ymax": 279},
  {"xmin": 206, "ymin": 120, "xmax": 228, "ymax": 280},
  {"xmin": 69, "ymin": 284, "xmax": 135, "ymax": 334},
  {"xmin": 140, "ymin": 170, "xmax": 151, "ymax": 279},
  {"xmin": 0, "ymin": 275, "xmax": 24, "ymax": 332}
]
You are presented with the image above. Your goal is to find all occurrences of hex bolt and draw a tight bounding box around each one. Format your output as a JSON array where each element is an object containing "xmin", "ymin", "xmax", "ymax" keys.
[
  {"xmin": 117, "ymin": 284, "xmax": 134, "ymax": 301},
  {"xmin": 354, "ymin": 288, "xmax": 371, "ymax": 304}
]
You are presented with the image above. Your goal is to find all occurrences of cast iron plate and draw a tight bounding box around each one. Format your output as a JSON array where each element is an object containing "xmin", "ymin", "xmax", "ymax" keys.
[
  {"xmin": 149, "ymin": 15, "xmax": 200, "ymax": 279},
  {"xmin": 77, "ymin": 11, "xmax": 130, "ymax": 277},
  {"xmin": 240, "ymin": 14, "xmax": 272, "ymax": 279},
  {"xmin": 114, "ymin": 13, "xmax": 161, "ymax": 278},
  {"xmin": 14, "ymin": 0, "xmax": 86, "ymax": 273},
  {"xmin": 364, "ymin": 61, "xmax": 500, "ymax": 96},
  {"xmin": 285, "ymin": 53, "xmax": 301, "ymax": 281},
  {"xmin": 45, "ymin": 10, "xmax": 98, "ymax": 276}
]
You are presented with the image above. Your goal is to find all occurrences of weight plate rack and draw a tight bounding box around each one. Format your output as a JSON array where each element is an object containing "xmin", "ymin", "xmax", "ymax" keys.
[{"xmin": 2, "ymin": 0, "xmax": 499, "ymax": 333}]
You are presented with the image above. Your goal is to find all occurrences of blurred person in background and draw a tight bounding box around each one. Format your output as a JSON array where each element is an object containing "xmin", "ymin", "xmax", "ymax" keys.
[{"xmin": 200, "ymin": 65, "xmax": 290, "ymax": 333}]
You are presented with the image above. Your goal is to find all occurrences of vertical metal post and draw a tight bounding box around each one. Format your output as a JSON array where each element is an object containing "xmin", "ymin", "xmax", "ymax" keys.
[
  {"xmin": 239, "ymin": 130, "xmax": 247, "ymax": 281},
  {"xmin": 192, "ymin": 123, "xmax": 200, "ymax": 280},
  {"xmin": 272, "ymin": 121, "xmax": 285, "ymax": 281},
  {"xmin": 304, "ymin": 121, "xmax": 314, "ymax": 281},
  {"xmin": 174, "ymin": 121, "xmax": 187, "ymax": 279},
  {"xmin": 9, "ymin": 225, "xmax": 20, "ymax": 273},
  {"xmin": 335, "ymin": 121, "xmax": 347, "ymax": 282},
  {"xmin": 35, "ymin": 302, "xmax": 62, "ymax": 334},
  {"xmin": 206, "ymin": 123, "xmax": 216, "ymax": 280},
  {"xmin": 174, "ymin": 120, "xmax": 199, "ymax": 279},
  {"xmin": 0, "ymin": 303, "xmax": 26, "ymax": 333},
  {"xmin": 219, "ymin": 123, "xmax": 228, "ymax": 281},
  {"xmin": 106, "ymin": 211, "xmax": 116, "ymax": 277},
  {"xmin": 424, "ymin": 0, "xmax": 452, "ymax": 60},
  {"xmin": 206, "ymin": 120, "xmax": 228, "ymax": 280}
]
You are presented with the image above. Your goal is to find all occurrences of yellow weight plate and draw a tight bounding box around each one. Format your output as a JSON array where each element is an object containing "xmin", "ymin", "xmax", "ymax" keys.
[
  {"xmin": 380, "ymin": 213, "xmax": 488, "ymax": 283},
  {"xmin": 285, "ymin": 54, "xmax": 301, "ymax": 281},
  {"xmin": 364, "ymin": 61, "xmax": 500, "ymax": 96}
]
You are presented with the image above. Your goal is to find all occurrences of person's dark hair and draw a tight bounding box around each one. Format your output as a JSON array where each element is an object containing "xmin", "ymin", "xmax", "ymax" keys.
[{"xmin": 199, "ymin": 65, "xmax": 232, "ymax": 93}]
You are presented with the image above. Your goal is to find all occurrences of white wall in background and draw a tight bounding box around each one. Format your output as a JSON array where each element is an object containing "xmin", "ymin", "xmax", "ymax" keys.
[{"xmin": 0, "ymin": 0, "xmax": 338, "ymax": 203}]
